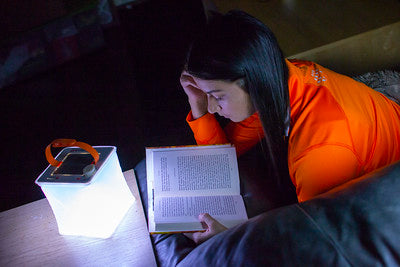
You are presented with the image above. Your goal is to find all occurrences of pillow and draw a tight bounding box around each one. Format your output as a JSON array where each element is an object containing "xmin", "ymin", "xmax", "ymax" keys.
[{"xmin": 178, "ymin": 161, "xmax": 400, "ymax": 266}]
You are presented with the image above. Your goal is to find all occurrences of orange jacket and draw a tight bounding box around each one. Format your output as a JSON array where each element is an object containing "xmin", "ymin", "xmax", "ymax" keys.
[{"xmin": 187, "ymin": 59, "xmax": 400, "ymax": 202}]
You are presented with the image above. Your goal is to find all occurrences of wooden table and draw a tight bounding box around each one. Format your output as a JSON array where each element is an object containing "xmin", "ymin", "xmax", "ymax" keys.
[{"xmin": 0, "ymin": 170, "xmax": 157, "ymax": 267}]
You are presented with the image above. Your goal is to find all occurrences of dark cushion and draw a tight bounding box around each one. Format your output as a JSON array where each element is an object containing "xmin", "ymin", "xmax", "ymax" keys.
[
  {"xmin": 177, "ymin": 160, "xmax": 400, "ymax": 266},
  {"xmin": 135, "ymin": 142, "xmax": 298, "ymax": 266},
  {"xmin": 135, "ymin": 148, "xmax": 400, "ymax": 266}
]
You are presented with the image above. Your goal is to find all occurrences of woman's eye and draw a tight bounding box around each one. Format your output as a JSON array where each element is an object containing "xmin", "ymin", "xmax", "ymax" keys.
[{"xmin": 207, "ymin": 94, "xmax": 223, "ymax": 101}]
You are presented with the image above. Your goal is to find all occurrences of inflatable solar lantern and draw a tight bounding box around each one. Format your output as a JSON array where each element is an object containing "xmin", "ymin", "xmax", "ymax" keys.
[{"xmin": 35, "ymin": 139, "xmax": 135, "ymax": 238}]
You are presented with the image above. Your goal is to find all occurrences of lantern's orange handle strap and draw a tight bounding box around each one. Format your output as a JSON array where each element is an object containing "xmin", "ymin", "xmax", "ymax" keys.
[{"xmin": 45, "ymin": 139, "xmax": 99, "ymax": 167}]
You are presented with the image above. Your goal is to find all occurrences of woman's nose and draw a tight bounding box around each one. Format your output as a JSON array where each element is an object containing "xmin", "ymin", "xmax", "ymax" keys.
[{"xmin": 207, "ymin": 96, "xmax": 220, "ymax": 114}]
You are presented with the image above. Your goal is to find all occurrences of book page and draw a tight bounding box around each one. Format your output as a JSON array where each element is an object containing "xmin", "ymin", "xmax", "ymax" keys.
[
  {"xmin": 146, "ymin": 148, "xmax": 156, "ymax": 232},
  {"xmin": 153, "ymin": 195, "xmax": 247, "ymax": 232},
  {"xmin": 150, "ymin": 145, "xmax": 240, "ymax": 197}
]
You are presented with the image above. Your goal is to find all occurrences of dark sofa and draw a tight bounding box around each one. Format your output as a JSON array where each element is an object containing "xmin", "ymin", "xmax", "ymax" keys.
[
  {"xmin": 135, "ymin": 153, "xmax": 400, "ymax": 266},
  {"xmin": 134, "ymin": 70, "xmax": 400, "ymax": 266},
  {"xmin": 177, "ymin": 160, "xmax": 400, "ymax": 266}
]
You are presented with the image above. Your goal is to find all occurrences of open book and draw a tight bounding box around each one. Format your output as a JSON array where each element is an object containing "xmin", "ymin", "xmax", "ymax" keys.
[{"xmin": 146, "ymin": 144, "xmax": 248, "ymax": 234}]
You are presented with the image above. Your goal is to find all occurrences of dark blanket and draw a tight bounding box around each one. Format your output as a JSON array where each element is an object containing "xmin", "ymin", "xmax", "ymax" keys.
[
  {"xmin": 178, "ymin": 161, "xmax": 400, "ymax": 266},
  {"xmin": 136, "ymin": 158, "xmax": 400, "ymax": 266}
]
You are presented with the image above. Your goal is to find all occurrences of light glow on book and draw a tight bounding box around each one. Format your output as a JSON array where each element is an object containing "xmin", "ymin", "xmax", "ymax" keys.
[{"xmin": 146, "ymin": 144, "xmax": 248, "ymax": 234}]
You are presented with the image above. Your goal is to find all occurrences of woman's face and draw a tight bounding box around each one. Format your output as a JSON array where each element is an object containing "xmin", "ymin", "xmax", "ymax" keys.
[{"xmin": 193, "ymin": 77, "xmax": 255, "ymax": 122}]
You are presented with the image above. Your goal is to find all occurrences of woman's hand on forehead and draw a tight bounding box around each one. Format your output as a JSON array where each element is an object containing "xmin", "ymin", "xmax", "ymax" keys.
[
  {"xmin": 180, "ymin": 71, "xmax": 208, "ymax": 119},
  {"xmin": 180, "ymin": 71, "xmax": 206, "ymax": 101}
]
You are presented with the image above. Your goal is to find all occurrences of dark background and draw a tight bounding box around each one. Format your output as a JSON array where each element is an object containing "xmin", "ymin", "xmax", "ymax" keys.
[
  {"xmin": 2, "ymin": 0, "xmax": 400, "ymax": 212},
  {"xmin": 0, "ymin": 0, "xmax": 206, "ymax": 211}
]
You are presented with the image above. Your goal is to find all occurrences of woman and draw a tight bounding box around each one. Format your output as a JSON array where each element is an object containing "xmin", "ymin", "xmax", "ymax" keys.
[{"xmin": 180, "ymin": 10, "xmax": 400, "ymax": 244}]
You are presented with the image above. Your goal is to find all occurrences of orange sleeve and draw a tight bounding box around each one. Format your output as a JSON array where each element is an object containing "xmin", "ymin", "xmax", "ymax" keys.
[
  {"xmin": 291, "ymin": 145, "xmax": 361, "ymax": 202},
  {"xmin": 224, "ymin": 112, "xmax": 264, "ymax": 156},
  {"xmin": 186, "ymin": 111, "xmax": 264, "ymax": 156},
  {"xmin": 186, "ymin": 111, "xmax": 228, "ymax": 145}
]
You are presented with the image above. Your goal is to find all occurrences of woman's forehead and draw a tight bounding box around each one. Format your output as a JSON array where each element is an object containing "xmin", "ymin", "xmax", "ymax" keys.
[{"xmin": 193, "ymin": 77, "xmax": 233, "ymax": 93}]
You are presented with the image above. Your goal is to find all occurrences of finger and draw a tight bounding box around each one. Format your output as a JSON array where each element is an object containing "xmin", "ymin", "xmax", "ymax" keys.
[
  {"xmin": 180, "ymin": 77, "xmax": 198, "ymax": 89},
  {"xmin": 180, "ymin": 74, "xmax": 199, "ymax": 87},
  {"xmin": 184, "ymin": 214, "xmax": 227, "ymax": 245},
  {"xmin": 180, "ymin": 71, "xmax": 192, "ymax": 81},
  {"xmin": 183, "ymin": 232, "xmax": 204, "ymax": 244},
  {"xmin": 199, "ymin": 213, "xmax": 217, "ymax": 226},
  {"xmin": 199, "ymin": 213, "xmax": 228, "ymax": 232},
  {"xmin": 183, "ymin": 232, "xmax": 194, "ymax": 240},
  {"xmin": 181, "ymin": 70, "xmax": 191, "ymax": 76},
  {"xmin": 200, "ymin": 221, "xmax": 208, "ymax": 229}
]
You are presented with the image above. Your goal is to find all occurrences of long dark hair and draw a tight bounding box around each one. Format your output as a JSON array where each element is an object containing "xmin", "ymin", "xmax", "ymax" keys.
[{"xmin": 185, "ymin": 10, "xmax": 289, "ymax": 183}]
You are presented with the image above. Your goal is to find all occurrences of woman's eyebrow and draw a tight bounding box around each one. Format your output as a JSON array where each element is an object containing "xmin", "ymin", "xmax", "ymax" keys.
[{"xmin": 206, "ymin": 89, "xmax": 223, "ymax": 94}]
